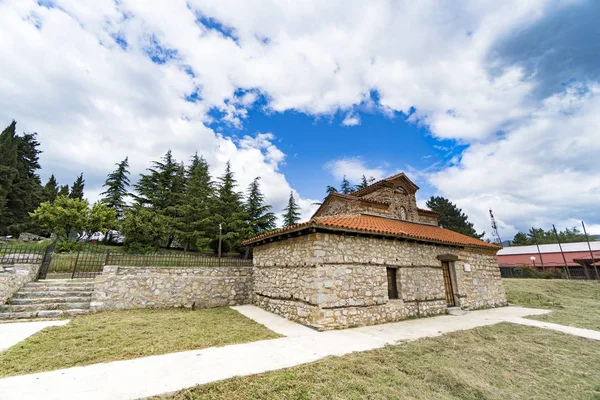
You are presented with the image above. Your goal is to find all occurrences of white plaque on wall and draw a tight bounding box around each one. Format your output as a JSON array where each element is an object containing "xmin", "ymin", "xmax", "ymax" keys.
[{"xmin": 464, "ymin": 263, "xmax": 472, "ymax": 272}]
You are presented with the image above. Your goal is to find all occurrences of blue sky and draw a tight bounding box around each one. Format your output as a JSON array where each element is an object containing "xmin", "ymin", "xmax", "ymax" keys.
[{"xmin": 1, "ymin": 0, "xmax": 599, "ymax": 238}]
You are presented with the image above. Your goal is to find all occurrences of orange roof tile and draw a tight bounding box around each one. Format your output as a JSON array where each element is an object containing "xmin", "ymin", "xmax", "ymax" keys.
[{"xmin": 243, "ymin": 214, "xmax": 498, "ymax": 249}]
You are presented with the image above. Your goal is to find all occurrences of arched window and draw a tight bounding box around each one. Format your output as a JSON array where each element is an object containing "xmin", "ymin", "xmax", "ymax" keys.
[
  {"xmin": 399, "ymin": 206, "xmax": 407, "ymax": 220},
  {"xmin": 394, "ymin": 186, "xmax": 407, "ymax": 195}
]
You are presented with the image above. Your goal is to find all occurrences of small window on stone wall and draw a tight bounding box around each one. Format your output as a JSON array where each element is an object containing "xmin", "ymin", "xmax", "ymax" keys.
[
  {"xmin": 387, "ymin": 267, "xmax": 398, "ymax": 299},
  {"xmin": 399, "ymin": 206, "xmax": 407, "ymax": 220}
]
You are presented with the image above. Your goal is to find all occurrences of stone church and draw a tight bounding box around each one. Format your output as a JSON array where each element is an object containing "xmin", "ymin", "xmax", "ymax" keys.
[{"xmin": 243, "ymin": 173, "xmax": 507, "ymax": 330}]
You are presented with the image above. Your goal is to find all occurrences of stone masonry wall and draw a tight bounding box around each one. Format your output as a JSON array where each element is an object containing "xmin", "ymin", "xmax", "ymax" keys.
[
  {"xmin": 253, "ymin": 233, "xmax": 507, "ymax": 330},
  {"xmin": 91, "ymin": 265, "xmax": 252, "ymax": 311},
  {"xmin": 0, "ymin": 263, "xmax": 40, "ymax": 305}
]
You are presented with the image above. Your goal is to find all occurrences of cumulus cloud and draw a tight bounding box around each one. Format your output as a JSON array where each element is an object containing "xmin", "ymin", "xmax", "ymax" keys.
[
  {"xmin": 325, "ymin": 157, "xmax": 387, "ymax": 184},
  {"xmin": 0, "ymin": 0, "xmax": 596, "ymax": 235},
  {"xmin": 429, "ymin": 84, "xmax": 600, "ymax": 237}
]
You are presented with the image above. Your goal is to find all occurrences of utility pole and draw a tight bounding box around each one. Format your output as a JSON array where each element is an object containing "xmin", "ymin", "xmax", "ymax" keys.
[
  {"xmin": 553, "ymin": 224, "xmax": 570, "ymax": 279},
  {"xmin": 531, "ymin": 228, "xmax": 545, "ymax": 270},
  {"xmin": 582, "ymin": 221, "xmax": 598, "ymax": 280}
]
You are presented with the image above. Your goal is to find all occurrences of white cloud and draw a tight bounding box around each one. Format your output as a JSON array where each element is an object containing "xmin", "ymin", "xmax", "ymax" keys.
[
  {"xmin": 341, "ymin": 112, "xmax": 360, "ymax": 126},
  {"xmin": 429, "ymin": 84, "xmax": 600, "ymax": 238},
  {"xmin": 325, "ymin": 157, "xmax": 387, "ymax": 184},
  {"xmin": 0, "ymin": 0, "xmax": 596, "ymax": 235}
]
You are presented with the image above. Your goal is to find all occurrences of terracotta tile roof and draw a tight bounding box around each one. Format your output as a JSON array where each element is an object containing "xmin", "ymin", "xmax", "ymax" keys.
[{"xmin": 243, "ymin": 214, "xmax": 498, "ymax": 249}]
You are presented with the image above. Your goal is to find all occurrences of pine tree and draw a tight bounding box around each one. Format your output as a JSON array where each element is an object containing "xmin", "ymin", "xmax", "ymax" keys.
[
  {"xmin": 133, "ymin": 151, "xmax": 186, "ymax": 248},
  {"xmin": 355, "ymin": 175, "xmax": 375, "ymax": 191},
  {"xmin": 426, "ymin": 196, "xmax": 484, "ymax": 239},
  {"xmin": 58, "ymin": 185, "xmax": 70, "ymax": 197},
  {"xmin": 340, "ymin": 176, "xmax": 353, "ymax": 194},
  {"xmin": 0, "ymin": 121, "xmax": 44, "ymax": 235},
  {"xmin": 69, "ymin": 173, "xmax": 85, "ymax": 200},
  {"xmin": 213, "ymin": 161, "xmax": 248, "ymax": 253},
  {"xmin": 42, "ymin": 175, "xmax": 59, "ymax": 203},
  {"xmin": 100, "ymin": 157, "xmax": 130, "ymax": 218},
  {"xmin": 326, "ymin": 185, "xmax": 338, "ymax": 194},
  {"xmin": 282, "ymin": 191, "xmax": 301, "ymax": 228},
  {"xmin": 179, "ymin": 154, "xmax": 215, "ymax": 250},
  {"xmin": 246, "ymin": 177, "xmax": 276, "ymax": 235}
]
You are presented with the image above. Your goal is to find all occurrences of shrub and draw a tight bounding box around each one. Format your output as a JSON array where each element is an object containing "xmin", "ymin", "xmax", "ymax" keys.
[{"xmin": 515, "ymin": 265, "xmax": 554, "ymax": 279}]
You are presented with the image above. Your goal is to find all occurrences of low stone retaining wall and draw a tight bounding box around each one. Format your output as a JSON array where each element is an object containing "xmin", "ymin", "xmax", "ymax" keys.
[
  {"xmin": 91, "ymin": 265, "xmax": 253, "ymax": 311},
  {"xmin": 0, "ymin": 264, "xmax": 40, "ymax": 305}
]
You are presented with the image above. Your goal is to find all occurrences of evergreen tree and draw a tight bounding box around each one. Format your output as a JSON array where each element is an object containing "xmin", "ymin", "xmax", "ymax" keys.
[
  {"xmin": 0, "ymin": 121, "xmax": 43, "ymax": 235},
  {"xmin": 179, "ymin": 154, "xmax": 215, "ymax": 251},
  {"xmin": 326, "ymin": 185, "xmax": 338, "ymax": 194},
  {"xmin": 426, "ymin": 196, "xmax": 484, "ymax": 239},
  {"xmin": 212, "ymin": 161, "xmax": 248, "ymax": 253},
  {"xmin": 510, "ymin": 226, "xmax": 595, "ymax": 246},
  {"xmin": 69, "ymin": 173, "xmax": 85, "ymax": 200},
  {"xmin": 246, "ymin": 177, "xmax": 276, "ymax": 235},
  {"xmin": 133, "ymin": 150, "xmax": 186, "ymax": 248},
  {"xmin": 58, "ymin": 185, "xmax": 70, "ymax": 197},
  {"xmin": 100, "ymin": 157, "xmax": 130, "ymax": 218},
  {"xmin": 340, "ymin": 176, "xmax": 353, "ymax": 194},
  {"xmin": 42, "ymin": 175, "xmax": 59, "ymax": 203},
  {"xmin": 282, "ymin": 191, "xmax": 301, "ymax": 228},
  {"xmin": 355, "ymin": 175, "xmax": 376, "ymax": 191}
]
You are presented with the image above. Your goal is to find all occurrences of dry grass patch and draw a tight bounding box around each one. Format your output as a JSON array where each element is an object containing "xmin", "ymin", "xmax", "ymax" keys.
[
  {"xmin": 158, "ymin": 323, "xmax": 600, "ymax": 400},
  {"xmin": 504, "ymin": 278, "xmax": 600, "ymax": 330},
  {"xmin": 0, "ymin": 307, "xmax": 280, "ymax": 377}
]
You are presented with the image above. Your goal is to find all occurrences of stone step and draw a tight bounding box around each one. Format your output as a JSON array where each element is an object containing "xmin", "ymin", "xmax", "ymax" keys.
[
  {"xmin": 22, "ymin": 284, "xmax": 95, "ymax": 292},
  {"xmin": 0, "ymin": 302, "xmax": 90, "ymax": 313},
  {"xmin": 9, "ymin": 296, "xmax": 92, "ymax": 305},
  {"xmin": 14, "ymin": 291, "xmax": 93, "ymax": 298},
  {"xmin": 0, "ymin": 309, "xmax": 90, "ymax": 320},
  {"xmin": 447, "ymin": 307, "xmax": 468, "ymax": 316}
]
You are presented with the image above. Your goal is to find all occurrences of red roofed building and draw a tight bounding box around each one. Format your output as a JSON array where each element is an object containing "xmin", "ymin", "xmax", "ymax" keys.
[{"xmin": 244, "ymin": 173, "xmax": 507, "ymax": 330}]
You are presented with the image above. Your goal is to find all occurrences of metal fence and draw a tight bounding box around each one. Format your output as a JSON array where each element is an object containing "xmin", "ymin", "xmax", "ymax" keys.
[
  {"xmin": 500, "ymin": 266, "xmax": 599, "ymax": 280},
  {"xmin": 0, "ymin": 243, "xmax": 46, "ymax": 265},
  {"xmin": 1, "ymin": 241, "xmax": 252, "ymax": 280}
]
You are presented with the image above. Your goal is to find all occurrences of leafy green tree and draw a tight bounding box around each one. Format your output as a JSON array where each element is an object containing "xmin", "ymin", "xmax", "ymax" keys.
[
  {"xmin": 100, "ymin": 157, "xmax": 130, "ymax": 218},
  {"xmin": 246, "ymin": 177, "xmax": 276, "ymax": 235},
  {"xmin": 340, "ymin": 176, "xmax": 353, "ymax": 194},
  {"xmin": 58, "ymin": 185, "xmax": 69, "ymax": 197},
  {"xmin": 86, "ymin": 202, "xmax": 118, "ymax": 238},
  {"xmin": 212, "ymin": 161, "xmax": 248, "ymax": 253},
  {"xmin": 282, "ymin": 191, "xmax": 301, "ymax": 228},
  {"xmin": 178, "ymin": 154, "xmax": 215, "ymax": 251},
  {"xmin": 29, "ymin": 195, "xmax": 89, "ymax": 240},
  {"xmin": 121, "ymin": 206, "xmax": 168, "ymax": 251},
  {"xmin": 511, "ymin": 226, "xmax": 595, "ymax": 246},
  {"xmin": 69, "ymin": 173, "xmax": 85, "ymax": 200},
  {"xmin": 0, "ymin": 121, "xmax": 44, "ymax": 235},
  {"xmin": 42, "ymin": 175, "xmax": 59, "ymax": 203},
  {"xmin": 426, "ymin": 196, "xmax": 484, "ymax": 239}
]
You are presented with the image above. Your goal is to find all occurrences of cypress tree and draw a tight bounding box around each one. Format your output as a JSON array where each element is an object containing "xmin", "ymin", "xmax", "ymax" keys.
[
  {"xmin": 58, "ymin": 185, "xmax": 70, "ymax": 197},
  {"xmin": 0, "ymin": 121, "xmax": 43, "ymax": 235},
  {"xmin": 246, "ymin": 177, "xmax": 276, "ymax": 235},
  {"xmin": 340, "ymin": 176, "xmax": 353, "ymax": 194},
  {"xmin": 100, "ymin": 157, "xmax": 130, "ymax": 218},
  {"xmin": 43, "ymin": 175, "xmax": 59, "ymax": 203},
  {"xmin": 282, "ymin": 191, "xmax": 301, "ymax": 228},
  {"xmin": 69, "ymin": 173, "xmax": 85, "ymax": 200},
  {"xmin": 179, "ymin": 154, "xmax": 215, "ymax": 250},
  {"xmin": 213, "ymin": 161, "xmax": 248, "ymax": 253}
]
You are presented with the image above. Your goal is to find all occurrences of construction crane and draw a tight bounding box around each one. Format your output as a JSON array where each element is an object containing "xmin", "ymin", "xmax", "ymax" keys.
[{"xmin": 489, "ymin": 209, "xmax": 503, "ymax": 247}]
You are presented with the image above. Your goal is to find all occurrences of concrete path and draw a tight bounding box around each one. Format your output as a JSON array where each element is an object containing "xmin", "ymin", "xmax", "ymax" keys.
[
  {"xmin": 0, "ymin": 320, "xmax": 69, "ymax": 352},
  {"xmin": 0, "ymin": 306, "xmax": 569, "ymax": 400},
  {"xmin": 231, "ymin": 305, "xmax": 318, "ymax": 337},
  {"xmin": 510, "ymin": 317, "xmax": 600, "ymax": 341}
]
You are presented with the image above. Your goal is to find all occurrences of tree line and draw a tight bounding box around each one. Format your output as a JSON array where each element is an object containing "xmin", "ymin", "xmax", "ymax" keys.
[
  {"xmin": 0, "ymin": 121, "xmax": 303, "ymax": 253},
  {"xmin": 510, "ymin": 227, "xmax": 595, "ymax": 246}
]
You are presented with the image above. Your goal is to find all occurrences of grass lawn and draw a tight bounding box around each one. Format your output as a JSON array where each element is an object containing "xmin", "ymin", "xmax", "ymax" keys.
[
  {"xmin": 157, "ymin": 323, "xmax": 600, "ymax": 400},
  {"xmin": 0, "ymin": 307, "xmax": 280, "ymax": 377},
  {"xmin": 503, "ymin": 278, "xmax": 600, "ymax": 331}
]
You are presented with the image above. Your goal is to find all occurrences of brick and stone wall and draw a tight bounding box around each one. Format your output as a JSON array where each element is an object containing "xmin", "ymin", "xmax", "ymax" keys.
[
  {"xmin": 91, "ymin": 265, "xmax": 253, "ymax": 311},
  {"xmin": 0, "ymin": 263, "xmax": 40, "ymax": 305},
  {"xmin": 253, "ymin": 232, "xmax": 506, "ymax": 330}
]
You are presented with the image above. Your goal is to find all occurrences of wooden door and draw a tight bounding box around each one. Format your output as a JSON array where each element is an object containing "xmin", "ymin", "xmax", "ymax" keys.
[{"xmin": 441, "ymin": 261, "xmax": 456, "ymax": 306}]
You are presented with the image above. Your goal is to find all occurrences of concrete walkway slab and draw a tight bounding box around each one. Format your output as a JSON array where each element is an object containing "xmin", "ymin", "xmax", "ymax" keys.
[
  {"xmin": 510, "ymin": 317, "xmax": 600, "ymax": 341},
  {"xmin": 0, "ymin": 320, "xmax": 69, "ymax": 352},
  {"xmin": 0, "ymin": 306, "xmax": 566, "ymax": 400},
  {"xmin": 231, "ymin": 305, "xmax": 318, "ymax": 337}
]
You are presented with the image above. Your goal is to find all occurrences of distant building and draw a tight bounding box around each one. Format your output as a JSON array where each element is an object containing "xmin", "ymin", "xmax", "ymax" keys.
[{"xmin": 497, "ymin": 242, "xmax": 600, "ymax": 279}]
